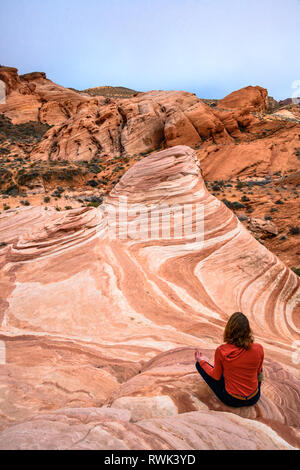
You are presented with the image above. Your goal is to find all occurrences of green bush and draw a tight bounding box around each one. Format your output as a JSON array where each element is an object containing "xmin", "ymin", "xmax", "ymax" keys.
[
  {"xmin": 222, "ymin": 199, "xmax": 246, "ymax": 210},
  {"xmin": 291, "ymin": 267, "xmax": 300, "ymax": 276},
  {"xmin": 87, "ymin": 201, "xmax": 101, "ymax": 208},
  {"xmin": 236, "ymin": 180, "xmax": 245, "ymax": 190}
]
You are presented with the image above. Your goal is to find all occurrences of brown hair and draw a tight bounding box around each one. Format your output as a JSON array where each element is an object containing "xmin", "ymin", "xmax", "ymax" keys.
[{"xmin": 223, "ymin": 312, "xmax": 254, "ymax": 350}]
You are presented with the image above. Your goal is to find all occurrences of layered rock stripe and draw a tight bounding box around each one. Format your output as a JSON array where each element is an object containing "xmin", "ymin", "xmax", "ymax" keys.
[{"xmin": 0, "ymin": 146, "xmax": 299, "ymax": 449}]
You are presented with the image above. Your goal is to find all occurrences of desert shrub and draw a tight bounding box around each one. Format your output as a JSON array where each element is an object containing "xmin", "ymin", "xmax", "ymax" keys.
[
  {"xmin": 52, "ymin": 186, "xmax": 65, "ymax": 198},
  {"xmin": 291, "ymin": 267, "xmax": 300, "ymax": 276},
  {"xmin": 44, "ymin": 196, "xmax": 51, "ymax": 203},
  {"xmin": 5, "ymin": 184, "xmax": 19, "ymax": 196},
  {"xmin": 82, "ymin": 196, "xmax": 103, "ymax": 205},
  {"xmin": 87, "ymin": 201, "xmax": 101, "ymax": 207},
  {"xmin": 0, "ymin": 169, "xmax": 12, "ymax": 187},
  {"xmin": 17, "ymin": 171, "xmax": 39, "ymax": 186},
  {"xmin": 89, "ymin": 164, "xmax": 102, "ymax": 174},
  {"xmin": 85, "ymin": 179, "xmax": 99, "ymax": 187},
  {"xmin": 238, "ymin": 123, "xmax": 246, "ymax": 133},
  {"xmin": 222, "ymin": 199, "xmax": 245, "ymax": 210},
  {"xmin": 58, "ymin": 168, "xmax": 81, "ymax": 180},
  {"xmin": 0, "ymin": 114, "xmax": 51, "ymax": 143},
  {"xmin": 235, "ymin": 181, "xmax": 245, "ymax": 189},
  {"xmin": 289, "ymin": 226, "xmax": 300, "ymax": 235}
]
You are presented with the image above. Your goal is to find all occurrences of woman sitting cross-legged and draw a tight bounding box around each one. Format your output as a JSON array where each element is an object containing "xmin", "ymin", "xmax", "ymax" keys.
[{"xmin": 195, "ymin": 311, "xmax": 264, "ymax": 408}]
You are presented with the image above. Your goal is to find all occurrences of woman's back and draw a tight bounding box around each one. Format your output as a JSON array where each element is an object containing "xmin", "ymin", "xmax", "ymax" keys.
[
  {"xmin": 218, "ymin": 342, "xmax": 264, "ymax": 396},
  {"xmin": 195, "ymin": 312, "xmax": 264, "ymax": 406}
]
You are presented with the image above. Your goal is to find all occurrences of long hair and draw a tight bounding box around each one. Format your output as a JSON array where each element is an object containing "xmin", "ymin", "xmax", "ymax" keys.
[{"xmin": 223, "ymin": 312, "xmax": 254, "ymax": 350}]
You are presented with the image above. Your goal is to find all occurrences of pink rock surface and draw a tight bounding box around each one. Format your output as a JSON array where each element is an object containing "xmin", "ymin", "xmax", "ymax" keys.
[
  {"xmin": 107, "ymin": 347, "xmax": 300, "ymax": 448},
  {"xmin": 0, "ymin": 145, "xmax": 299, "ymax": 449},
  {"xmin": 0, "ymin": 406, "xmax": 295, "ymax": 450}
]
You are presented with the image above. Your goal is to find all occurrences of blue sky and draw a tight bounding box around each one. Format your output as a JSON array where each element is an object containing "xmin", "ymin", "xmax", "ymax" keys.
[{"xmin": 0, "ymin": 0, "xmax": 299, "ymax": 99}]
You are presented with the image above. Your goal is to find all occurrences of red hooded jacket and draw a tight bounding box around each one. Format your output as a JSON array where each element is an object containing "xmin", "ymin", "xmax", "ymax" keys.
[{"xmin": 199, "ymin": 342, "xmax": 264, "ymax": 397}]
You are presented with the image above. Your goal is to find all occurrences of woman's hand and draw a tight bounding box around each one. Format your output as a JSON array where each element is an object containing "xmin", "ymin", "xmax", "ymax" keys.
[
  {"xmin": 195, "ymin": 349, "xmax": 209, "ymax": 363},
  {"xmin": 258, "ymin": 371, "xmax": 264, "ymax": 382}
]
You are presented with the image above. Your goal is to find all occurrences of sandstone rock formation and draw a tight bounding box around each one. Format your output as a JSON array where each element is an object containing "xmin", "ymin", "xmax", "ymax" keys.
[
  {"xmin": 0, "ymin": 67, "xmax": 266, "ymax": 163},
  {"xmin": 28, "ymin": 90, "xmax": 237, "ymax": 162},
  {"xmin": 0, "ymin": 66, "xmax": 90, "ymax": 124},
  {"xmin": 0, "ymin": 67, "xmax": 21, "ymax": 95},
  {"xmin": 0, "ymin": 146, "xmax": 299, "ymax": 449},
  {"xmin": 248, "ymin": 217, "xmax": 278, "ymax": 238},
  {"xmin": 199, "ymin": 122, "xmax": 300, "ymax": 180},
  {"xmin": 217, "ymin": 85, "xmax": 269, "ymax": 112},
  {"xmin": 1, "ymin": 66, "xmax": 299, "ymax": 185},
  {"xmin": 29, "ymin": 84, "xmax": 291, "ymax": 168}
]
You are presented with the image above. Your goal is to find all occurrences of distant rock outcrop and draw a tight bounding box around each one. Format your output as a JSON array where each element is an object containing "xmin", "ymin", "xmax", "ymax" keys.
[
  {"xmin": 217, "ymin": 85, "xmax": 269, "ymax": 112},
  {"xmin": 0, "ymin": 65, "xmax": 89, "ymax": 124},
  {"xmin": 0, "ymin": 67, "xmax": 270, "ymax": 162},
  {"xmin": 0, "ymin": 66, "xmax": 21, "ymax": 95},
  {"xmin": 28, "ymin": 90, "xmax": 237, "ymax": 161},
  {"xmin": 1, "ymin": 67, "xmax": 299, "ymax": 184}
]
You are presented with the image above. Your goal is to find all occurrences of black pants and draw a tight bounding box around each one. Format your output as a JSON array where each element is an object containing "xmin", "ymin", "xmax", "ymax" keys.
[{"xmin": 195, "ymin": 362, "xmax": 261, "ymax": 408}]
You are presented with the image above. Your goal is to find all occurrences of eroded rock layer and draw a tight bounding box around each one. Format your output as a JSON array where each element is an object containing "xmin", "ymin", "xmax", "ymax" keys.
[
  {"xmin": 0, "ymin": 146, "xmax": 299, "ymax": 449},
  {"xmin": 0, "ymin": 67, "xmax": 275, "ymax": 165}
]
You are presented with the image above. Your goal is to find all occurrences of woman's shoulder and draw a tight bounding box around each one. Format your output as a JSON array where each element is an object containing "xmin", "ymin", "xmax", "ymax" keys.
[{"xmin": 251, "ymin": 342, "xmax": 264, "ymax": 354}]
